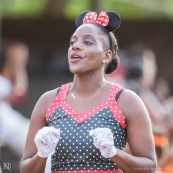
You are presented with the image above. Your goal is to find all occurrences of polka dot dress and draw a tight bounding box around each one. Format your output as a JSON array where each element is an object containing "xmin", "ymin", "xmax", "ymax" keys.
[{"xmin": 46, "ymin": 83, "xmax": 127, "ymax": 173}]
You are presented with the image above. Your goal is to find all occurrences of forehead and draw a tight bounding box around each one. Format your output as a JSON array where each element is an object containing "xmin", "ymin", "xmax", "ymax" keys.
[{"xmin": 72, "ymin": 23, "xmax": 103, "ymax": 38}]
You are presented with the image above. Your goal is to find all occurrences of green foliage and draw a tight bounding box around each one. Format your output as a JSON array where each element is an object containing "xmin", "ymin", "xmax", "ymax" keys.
[
  {"xmin": 63, "ymin": 0, "xmax": 91, "ymax": 20},
  {"xmin": 1, "ymin": 0, "xmax": 173, "ymax": 20},
  {"xmin": 1, "ymin": 0, "xmax": 48, "ymax": 19},
  {"xmin": 101, "ymin": 0, "xmax": 173, "ymax": 20},
  {"xmin": 63, "ymin": 0, "xmax": 173, "ymax": 20}
]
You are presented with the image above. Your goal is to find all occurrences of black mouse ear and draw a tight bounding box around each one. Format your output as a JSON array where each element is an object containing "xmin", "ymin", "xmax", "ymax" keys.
[
  {"xmin": 75, "ymin": 10, "xmax": 90, "ymax": 28},
  {"xmin": 106, "ymin": 11, "xmax": 121, "ymax": 32}
]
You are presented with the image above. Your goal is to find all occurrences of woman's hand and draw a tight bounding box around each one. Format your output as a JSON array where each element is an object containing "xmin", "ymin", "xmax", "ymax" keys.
[
  {"xmin": 34, "ymin": 126, "xmax": 60, "ymax": 158},
  {"xmin": 89, "ymin": 128, "xmax": 117, "ymax": 158}
]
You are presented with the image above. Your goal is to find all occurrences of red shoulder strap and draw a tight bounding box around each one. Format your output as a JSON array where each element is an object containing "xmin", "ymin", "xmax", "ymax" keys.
[{"xmin": 45, "ymin": 83, "xmax": 71, "ymax": 122}]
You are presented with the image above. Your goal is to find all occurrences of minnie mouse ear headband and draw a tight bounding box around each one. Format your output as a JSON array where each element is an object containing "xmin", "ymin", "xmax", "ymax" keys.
[{"xmin": 75, "ymin": 10, "xmax": 121, "ymax": 32}]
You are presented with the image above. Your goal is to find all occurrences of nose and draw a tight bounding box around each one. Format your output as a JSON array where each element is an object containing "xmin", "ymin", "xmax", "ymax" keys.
[{"xmin": 72, "ymin": 41, "xmax": 81, "ymax": 51}]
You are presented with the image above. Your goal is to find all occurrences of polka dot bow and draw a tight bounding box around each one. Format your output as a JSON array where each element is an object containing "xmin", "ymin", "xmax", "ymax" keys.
[{"xmin": 83, "ymin": 11, "xmax": 109, "ymax": 27}]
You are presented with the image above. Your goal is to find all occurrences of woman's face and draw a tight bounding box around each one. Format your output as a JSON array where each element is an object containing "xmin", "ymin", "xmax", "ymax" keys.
[{"xmin": 68, "ymin": 24, "xmax": 108, "ymax": 74}]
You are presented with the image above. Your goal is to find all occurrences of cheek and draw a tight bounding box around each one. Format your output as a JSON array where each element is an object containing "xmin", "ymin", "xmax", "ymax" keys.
[
  {"xmin": 86, "ymin": 48, "xmax": 104, "ymax": 62},
  {"xmin": 92, "ymin": 51, "xmax": 104, "ymax": 65},
  {"xmin": 83, "ymin": 53, "xmax": 103, "ymax": 72}
]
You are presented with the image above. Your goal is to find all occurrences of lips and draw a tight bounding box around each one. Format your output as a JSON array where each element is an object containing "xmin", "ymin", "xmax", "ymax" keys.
[{"xmin": 70, "ymin": 53, "xmax": 82, "ymax": 63}]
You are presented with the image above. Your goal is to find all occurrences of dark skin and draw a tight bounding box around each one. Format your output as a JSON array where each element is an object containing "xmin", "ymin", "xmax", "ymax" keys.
[{"xmin": 20, "ymin": 24, "xmax": 157, "ymax": 173}]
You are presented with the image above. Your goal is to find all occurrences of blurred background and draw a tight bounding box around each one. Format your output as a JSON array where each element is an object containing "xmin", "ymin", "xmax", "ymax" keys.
[{"xmin": 0, "ymin": 0, "xmax": 173, "ymax": 173}]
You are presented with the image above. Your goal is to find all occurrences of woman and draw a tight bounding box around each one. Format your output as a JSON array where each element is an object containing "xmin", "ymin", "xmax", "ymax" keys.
[{"xmin": 20, "ymin": 11, "xmax": 157, "ymax": 173}]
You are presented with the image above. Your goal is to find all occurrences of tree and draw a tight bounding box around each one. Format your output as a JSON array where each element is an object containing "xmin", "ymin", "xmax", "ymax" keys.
[{"xmin": 1, "ymin": 0, "xmax": 173, "ymax": 20}]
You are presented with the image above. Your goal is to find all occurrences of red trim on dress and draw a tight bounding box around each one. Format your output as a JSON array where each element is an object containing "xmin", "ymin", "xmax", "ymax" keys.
[
  {"xmin": 52, "ymin": 170, "xmax": 123, "ymax": 173},
  {"xmin": 46, "ymin": 83, "xmax": 126, "ymax": 128}
]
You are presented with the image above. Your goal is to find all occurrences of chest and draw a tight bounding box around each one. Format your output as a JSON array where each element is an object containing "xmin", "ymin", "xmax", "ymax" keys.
[{"xmin": 48, "ymin": 106, "xmax": 127, "ymax": 149}]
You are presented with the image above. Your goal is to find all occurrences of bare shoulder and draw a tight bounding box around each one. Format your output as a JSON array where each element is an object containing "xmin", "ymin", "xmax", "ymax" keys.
[
  {"xmin": 38, "ymin": 88, "xmax": 59, "ymax": 107},
  {"xmin": 118, "ymin": 88, "xmax": 143, "ymax": 104},
  {"xmin": 31, "ymin": 87, "xmax": 60, "ymax": 120},
  {"xmin": 117, "ymin": 88, "xmax": 149, "ymax": 120}
]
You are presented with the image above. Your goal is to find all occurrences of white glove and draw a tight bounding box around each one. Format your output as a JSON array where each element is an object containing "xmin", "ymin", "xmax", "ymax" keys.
[
  {"xmin": 34, "ymin": 126, "xmax": 60, "ymax": 158},
  {"xmin": 89, "ymin": 128, "xmax": 117, "ymax": 158}
]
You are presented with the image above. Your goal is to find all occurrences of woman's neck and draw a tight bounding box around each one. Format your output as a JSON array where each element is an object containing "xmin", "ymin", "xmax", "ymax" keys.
[{"xmin": 70, "ymin": 73, "xmax": 106, "ymax": 94}]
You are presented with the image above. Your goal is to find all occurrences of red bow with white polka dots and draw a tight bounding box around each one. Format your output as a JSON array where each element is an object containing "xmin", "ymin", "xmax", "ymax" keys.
[{"xmin": 83, "ymin": 11, "xmax": 109, "ymax": 27}]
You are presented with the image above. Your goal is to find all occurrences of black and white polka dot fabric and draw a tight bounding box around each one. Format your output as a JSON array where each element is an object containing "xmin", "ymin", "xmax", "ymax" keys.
[{"xmin": 46, "ymin": 83, "xmax": 127, "ymax": 173}]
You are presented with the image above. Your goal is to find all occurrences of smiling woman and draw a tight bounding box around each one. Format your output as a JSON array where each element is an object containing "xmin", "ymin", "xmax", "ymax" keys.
[{"xmin": 19, "ymin": 10, "xmax": 157, "ymax": 173}]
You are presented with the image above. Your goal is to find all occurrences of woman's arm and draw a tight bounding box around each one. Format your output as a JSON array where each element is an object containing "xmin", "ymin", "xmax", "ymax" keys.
[
  {"xmin": 19, "ymin": 89, "xmax": 57, "ymax": 173},
  {"xmin": 111, "ymin": 89, "xmax": 157, "ymax": 173}
]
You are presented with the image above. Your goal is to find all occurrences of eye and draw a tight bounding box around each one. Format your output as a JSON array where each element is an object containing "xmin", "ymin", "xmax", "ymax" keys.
[
  {"xmin": 70, "ymin": 39, "xmax": 76, "ymax": 46},
  {"xmin": 84, "ymin": 41, "xmax": 93, "ymax": 45}
]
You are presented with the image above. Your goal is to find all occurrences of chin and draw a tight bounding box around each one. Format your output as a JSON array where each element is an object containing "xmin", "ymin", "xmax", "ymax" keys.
[
  {"xmin": 69, "ymin": 67, "xmax": 86, "ymax": 75},
  {"xmin": 69, "ymin": 66, "xmax": 80, "ymax": 74}
]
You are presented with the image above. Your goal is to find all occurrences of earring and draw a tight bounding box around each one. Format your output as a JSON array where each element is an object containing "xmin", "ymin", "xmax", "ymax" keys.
[{"xmin": 103, "ymin": 60, "xmax": 106, "ymax": 63}]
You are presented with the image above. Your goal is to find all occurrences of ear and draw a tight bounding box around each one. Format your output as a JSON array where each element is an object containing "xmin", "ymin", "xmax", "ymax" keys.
[
  {"xmin": 106, "ymin": 12, "xmax": 121, "ymax": 32},
  {"xmin": 103, "ymin": 50, "xmax": 112, "ymax": 63}
]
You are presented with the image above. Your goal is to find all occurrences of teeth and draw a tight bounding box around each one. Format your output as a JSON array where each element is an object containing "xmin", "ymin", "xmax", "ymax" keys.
[{"xmin": 73, "ymin": 55, "xmax": 79, "ymax": 58}]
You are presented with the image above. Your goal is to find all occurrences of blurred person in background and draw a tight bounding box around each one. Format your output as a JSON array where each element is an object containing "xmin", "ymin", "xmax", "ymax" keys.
[
  {"xmin": 0, "ymin": 40, "xmax": 55, "ymax": 173},
  {"xmin": 123, "ymin": 43, "xmax": 173, "ymax": 172},
  {"xmin": 154, "ymin": 77, "xmax": 173, "ymax": 172},
  {"xmin": 154, "ymin": 78, "xmax": 173, "ymax": 115},
  {"xmin": 0, "ymin": 40, "xmax": 30, "ymax": 157}
]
